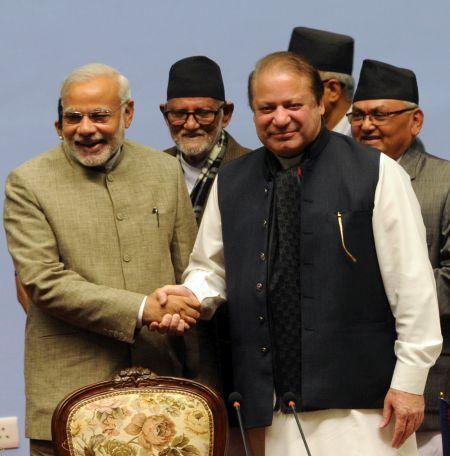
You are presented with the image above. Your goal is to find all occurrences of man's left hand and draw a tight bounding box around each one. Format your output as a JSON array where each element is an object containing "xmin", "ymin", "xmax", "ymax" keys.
[{"xmin": 380, "ymin": 388, "xmax": 424, "ymax": 448}]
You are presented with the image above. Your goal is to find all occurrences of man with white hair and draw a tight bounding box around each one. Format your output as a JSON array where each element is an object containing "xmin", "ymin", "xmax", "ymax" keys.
[
  {"xmin": 4, "ymin": 63, "xmax": 199, "ymax": 455},
  {"xmin": 288, "ymin": 26, "xmax": 355, "ymax": 136}
]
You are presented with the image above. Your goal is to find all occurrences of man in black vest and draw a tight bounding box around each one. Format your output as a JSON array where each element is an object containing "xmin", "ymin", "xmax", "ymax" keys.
[
  {"xmin": 351, "ymin": 59, "xmax": 450, "ymax": 456},
  {"xmin": 154, "ymin": 52, "xmax": 442, "ymax": 455}
]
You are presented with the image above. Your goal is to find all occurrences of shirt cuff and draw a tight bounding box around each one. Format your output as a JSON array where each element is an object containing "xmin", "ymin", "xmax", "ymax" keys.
[
  {"xmin": 390, "ymin": 361, "xmax": 429, "ymax": 395},
  {"xmin": 136, "ymin": 296, "xmax": 147, "ymax": 329},
  {"xmin": 183, "ymin": 275, "xmax": 224, "ymax": 320}
]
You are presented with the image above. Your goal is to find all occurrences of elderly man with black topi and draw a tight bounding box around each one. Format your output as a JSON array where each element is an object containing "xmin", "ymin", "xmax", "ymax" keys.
[
  {"xmin": 288, "ymin": 26, "xmax": 355, "ymax": 136},
  {"xmin": 160, "ymin": 56, "xmax": 249, "ymax": 222},
  {"xmin": 351, "ymin": 59, "xmax": 450, "ymax": 456},
  {"xmin": 158, "ymin": 55, "xmax": 249, "ymax": 455}
]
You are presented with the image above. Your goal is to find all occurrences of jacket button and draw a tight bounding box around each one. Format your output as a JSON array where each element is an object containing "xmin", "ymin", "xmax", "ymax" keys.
[
  {"xmin": 116, "ymin": 213, "xmax": 124, "ymax": 221},
  {"xmin": 123, "ymin": 254, "xmax": 131, "ymax": 262},
  {"xmin": 261, "ymin": 346, "xmax": 269, "ymax": 354},
  {"xmin": 258, "ymin": 315, "xmax": 265, "ymax": 323},
  {"xmin": 256, "ymin": 282, "xmax": 263, "ymax": 291},
  {"xmin": 264, "ymin": 187, "xmax": 269, "ymax": 195},
  {"xmin": 259, "ymin": 252, "xmax": 266, "ymax": 261},
  {"xmin": 107, "ymin": 174, "xmax": 114, "ymax": 182},
  {"xmin": 262, "ymin": 219, "xmax": 267, "ymax": 228}
]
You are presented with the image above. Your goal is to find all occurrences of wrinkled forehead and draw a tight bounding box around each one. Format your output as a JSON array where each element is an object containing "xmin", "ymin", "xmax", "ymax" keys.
[{"xmin": 165, "ymin": 97, "xmax": 223, "ymax": 110}]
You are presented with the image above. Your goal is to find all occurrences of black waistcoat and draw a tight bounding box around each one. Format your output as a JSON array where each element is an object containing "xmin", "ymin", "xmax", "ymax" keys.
[{"xmin": 217, "ymin": 129, "xmax": 396, "ymax": 429}]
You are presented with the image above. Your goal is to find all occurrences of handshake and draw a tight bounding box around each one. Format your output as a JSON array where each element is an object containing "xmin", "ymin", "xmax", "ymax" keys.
[{"xmin": 142, "ymin": 285, "xmax": 201, "ymax": 335}]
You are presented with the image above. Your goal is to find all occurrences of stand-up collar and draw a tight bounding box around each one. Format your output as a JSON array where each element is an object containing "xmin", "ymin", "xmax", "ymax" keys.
[{"xmin": 264, "ymin": 126, "xmax": 331, "ymax": 179}]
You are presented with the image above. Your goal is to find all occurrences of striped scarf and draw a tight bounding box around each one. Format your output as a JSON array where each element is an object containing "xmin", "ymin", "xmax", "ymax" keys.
[{"xmin": 177, "ymin": 131, "xmax": 227, "ymax": 221}]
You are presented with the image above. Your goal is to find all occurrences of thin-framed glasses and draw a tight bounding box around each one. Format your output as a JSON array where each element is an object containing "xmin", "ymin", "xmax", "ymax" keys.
[
  {"xmin": 346, "ymin": 108, "xmax": 415, "ymax": 126},
  {"xmin": 163, "ymin": 103, "xmax": 225, "ymax": 126},
  {"xmin": 62, "ymin": 102, "xmax": 127, "ymax": 125}
]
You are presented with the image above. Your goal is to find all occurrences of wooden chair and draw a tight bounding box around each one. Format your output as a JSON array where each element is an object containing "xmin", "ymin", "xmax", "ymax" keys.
[{"xmin": 52, "ymin": 367, "xmax": 228, "ymax": 455}]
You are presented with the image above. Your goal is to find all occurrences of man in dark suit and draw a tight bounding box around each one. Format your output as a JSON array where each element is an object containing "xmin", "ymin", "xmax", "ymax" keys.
[
  {"xmin": 155, "ymin": 52, "xmax": 442, "ymax": 455},
  {"xmin": 351, "ymin": 59, "xmax": 450, "ymax": 455}
]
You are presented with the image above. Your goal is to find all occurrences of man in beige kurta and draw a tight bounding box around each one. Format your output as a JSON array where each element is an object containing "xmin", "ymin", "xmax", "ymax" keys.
[{"xmin": 3, "ymin": 63, "xmax": 198, "ymax": 455}]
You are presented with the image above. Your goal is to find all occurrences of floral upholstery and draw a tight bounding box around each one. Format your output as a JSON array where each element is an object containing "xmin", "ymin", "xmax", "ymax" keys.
[{"xmin": 66, "ymin": 389, "xmax": 213, "ymax": 456}]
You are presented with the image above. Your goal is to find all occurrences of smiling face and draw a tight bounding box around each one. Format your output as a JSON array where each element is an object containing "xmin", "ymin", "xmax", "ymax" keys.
[
  {"xmin": 351, "ymin": 99, "xmax": 422, "ymax": 160},
  {"xmin": 61, "ymin": 75, "xmax": 134, "ymax": 167},
  {"xmin": 161, "ymin": 97, "xmax": 232, "ymax": 164},
  {"xmin": 251, "ymin": 68, "xmax": 324, "ymax": 158}
]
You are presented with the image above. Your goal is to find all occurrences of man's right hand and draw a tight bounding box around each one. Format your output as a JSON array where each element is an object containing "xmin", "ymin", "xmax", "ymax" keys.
[
  {"xmin": 149, "ymin": 285, "xmax": 201, "ymax": 335},
  {"xmin": 142, "ymin": 290, "xmax": 200, "ymax": 329}
]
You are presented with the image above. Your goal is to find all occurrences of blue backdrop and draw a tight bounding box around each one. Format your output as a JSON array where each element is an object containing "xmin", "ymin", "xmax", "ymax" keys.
[{"xmin": 1, "ymin": 1, "xmax": 449, "ymax": 452}]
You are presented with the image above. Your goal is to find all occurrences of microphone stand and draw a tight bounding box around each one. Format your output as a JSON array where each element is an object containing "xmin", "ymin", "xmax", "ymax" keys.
[
  {"xmin": 228, "ymin": 392, "xmax": 251, "ymax": 456},
  {"xmin": 283, "ymin": 392, "xmax": 312, "ymax": 456}
]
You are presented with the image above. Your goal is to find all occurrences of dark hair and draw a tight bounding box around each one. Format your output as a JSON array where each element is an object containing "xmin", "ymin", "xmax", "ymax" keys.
[
  {"xmin": 57, "ymin": 98, "xmax": 63, "ymax": 125},
  {"xmin": 248, "ymin": 51, "xmax": 324, "ymax": 110}
]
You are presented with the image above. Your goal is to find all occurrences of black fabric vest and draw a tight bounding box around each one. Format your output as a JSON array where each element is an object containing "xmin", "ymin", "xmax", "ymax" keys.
[{"xmin": 217, "ymin": 129, "xmax": 396, "ymax": 429}]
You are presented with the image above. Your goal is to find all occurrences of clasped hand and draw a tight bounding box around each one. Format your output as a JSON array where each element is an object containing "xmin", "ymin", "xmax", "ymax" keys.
[{"xmin": 143, "ymin": 285, "xmax": 201, "ymax": 336}]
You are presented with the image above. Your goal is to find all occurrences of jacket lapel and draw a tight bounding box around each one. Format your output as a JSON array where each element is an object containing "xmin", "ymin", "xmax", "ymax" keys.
[{"xmin": 399, "ymin": 139, "xmax": 425, "ymax": 181}]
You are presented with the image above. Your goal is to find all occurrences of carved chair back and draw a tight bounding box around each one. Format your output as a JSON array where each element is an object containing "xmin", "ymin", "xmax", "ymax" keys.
[{"xmin": 52, "ymin": 367, "xmax": 228, "ymax": 456}]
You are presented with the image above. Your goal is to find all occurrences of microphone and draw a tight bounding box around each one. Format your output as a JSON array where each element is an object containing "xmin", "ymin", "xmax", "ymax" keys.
[
  {"xmin": 228, "ymin": 392, "xmax": 251, "ymax": 456},
  {"xmin": 282, "ymin": 392, "xmax": 312, "ymax": 456}
]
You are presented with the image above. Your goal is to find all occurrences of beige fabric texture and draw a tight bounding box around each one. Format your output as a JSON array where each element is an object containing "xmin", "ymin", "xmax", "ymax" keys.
[
  {"xmin": 66, "ymin": 390, "xmax": 213, "ymax": 455},
  {"xmin": 4, "ymin": 140, "xmax": 197, "ymax": 440}
]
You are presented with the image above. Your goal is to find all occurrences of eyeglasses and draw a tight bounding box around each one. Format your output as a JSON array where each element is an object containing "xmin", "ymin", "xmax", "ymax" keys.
[
  {"xmin": 346, "ymin": 108, "xmax": 415, "ymax": 125},
  {"xmin": 62, "ymin": 102, "xmax": 127, "ymax": 125},
  {"xmin": 163, "ymin": 103, "xmax": 225, "ymax": 126}
]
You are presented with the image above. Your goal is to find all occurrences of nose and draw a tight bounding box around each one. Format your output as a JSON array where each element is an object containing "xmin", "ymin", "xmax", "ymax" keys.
[
  {"xmin": 183, "ymin": 113, "xmax": 201, "ymax": 130},
  {"xmin": 272, "ymin": 106, "xmax": 290, "ymax": 128},
  {"xmin": 361, "ymin": 114, "xmax": 376, "ymax": 132},
  {"xmin": 77, "ymin": 114, "xmax": 97, "ymax": 136}
]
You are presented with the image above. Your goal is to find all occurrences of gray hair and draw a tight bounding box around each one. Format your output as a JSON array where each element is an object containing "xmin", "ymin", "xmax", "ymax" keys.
[
  {"xmin": 320, "ymin": 71, "xmax": 354, "ymax": 101},
  {"xmin": 401, "ymin": 101, "xmax": 419, "ymax": 109},
  {"xmin": 60, "ymin": 63, "xmax": 131, "ymax": 105}
]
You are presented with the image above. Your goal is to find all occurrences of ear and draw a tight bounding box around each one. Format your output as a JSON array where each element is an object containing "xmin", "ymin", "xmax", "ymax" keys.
[
  {"xmin": 411, "ymin": 108, "xmax": 424, "ymax": 136},
  {"xmin": 54, "ymin": 121, "xmax": 63, "ymax": 138},
  {"xmin": 318, "ymin": 98, "xmax": 325, "ymax": 116},
  {"xmin": 123, "ymin": 100, "xmax": 135, "ymax": 129},
  {"xmin": 221, "ymin": 102, "xmax": 234, "ymax": 128},
  {"xmin": 323, "ymin": 79, "xmax": 342, "ymax": 103}
]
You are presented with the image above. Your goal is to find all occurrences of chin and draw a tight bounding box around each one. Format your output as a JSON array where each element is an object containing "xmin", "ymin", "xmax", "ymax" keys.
[
  {"xmin": 71, "ymin": 146, "xmax": 113, "ymax": 167},
  {"xmin": 176, "ymin": 140, "xmax": 213, "ymax": 157}
]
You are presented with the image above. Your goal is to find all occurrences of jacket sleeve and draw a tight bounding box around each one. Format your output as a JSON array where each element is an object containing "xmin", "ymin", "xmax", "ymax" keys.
[
  {"xmin": 170, "ymin": 164, "xmax": 197, "ymax": 283},
  {"xmin": 435, "ymin": 186, "xmax": 450, "ymax": 317},
  {"xmin": 4, "ymin": 170, "xmax": 144, "ymax": 343}
]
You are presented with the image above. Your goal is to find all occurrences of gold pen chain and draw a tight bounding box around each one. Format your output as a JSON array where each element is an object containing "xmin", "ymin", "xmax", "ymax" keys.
[{"xmin": 337, "ymin": 211, "xmax": 357, "ymax": 263}]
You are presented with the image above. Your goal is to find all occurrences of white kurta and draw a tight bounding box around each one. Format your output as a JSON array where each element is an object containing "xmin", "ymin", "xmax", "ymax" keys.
[{"xmin": 183, "ymin": 153, "xmax": 442, "ymax": 455}]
